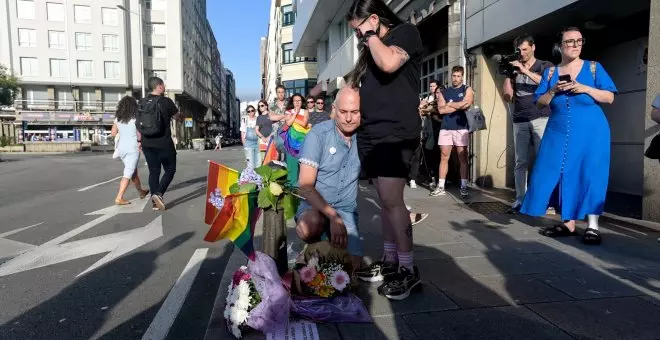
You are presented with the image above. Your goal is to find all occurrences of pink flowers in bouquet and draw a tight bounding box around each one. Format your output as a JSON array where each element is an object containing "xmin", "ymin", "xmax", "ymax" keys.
[{"xmin": 297, "ymin": 255, "xmax": 351, "ymax": 298}]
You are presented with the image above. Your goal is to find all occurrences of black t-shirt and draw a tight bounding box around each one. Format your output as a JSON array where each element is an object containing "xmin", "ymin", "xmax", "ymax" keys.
[
  {"xmin": 309, "ymin": 110, "xmax": 331, "ymax": 126},
  {"xmin": 359, "ymin": 23, "xmax": 423, "ymax": 140},
  {"xmin": 256, "ymin": 114, "xmax": 273, "ymax": 137},
  {"xmin": 140, "ymin": 94, "xmax": 178, "ymax": 149},
  {"xmin": 511, "ymin": 59, "xmax": 552, "ymax": 123}
]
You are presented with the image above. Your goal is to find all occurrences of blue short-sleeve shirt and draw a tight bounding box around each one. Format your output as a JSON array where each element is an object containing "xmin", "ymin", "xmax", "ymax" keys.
[{"xmin": 298, "ymin": 120, "xmax": 360, "ymax": 212}]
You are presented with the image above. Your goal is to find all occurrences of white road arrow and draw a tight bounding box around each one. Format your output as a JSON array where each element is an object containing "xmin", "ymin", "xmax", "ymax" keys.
[{"xmin": 0, "ymin": 198, "xmax": 161, "ymax": 277}]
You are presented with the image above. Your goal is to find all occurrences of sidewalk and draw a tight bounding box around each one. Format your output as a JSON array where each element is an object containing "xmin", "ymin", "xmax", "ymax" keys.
[{"xmin": 206, "ymin": 182, "xmax": 660, "ymax": 340}]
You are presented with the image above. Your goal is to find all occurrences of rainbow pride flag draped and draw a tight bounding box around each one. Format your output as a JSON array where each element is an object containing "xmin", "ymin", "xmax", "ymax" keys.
[
  {"xmin": 204, "ymin": 192, "xmax": 261, "ymax": 261},
  {"xmin": 278, "ymin": 121, "xmax": 311, "ymax": 158},
  {"xmin": 204, "ymin": 161, "xmax": 240, "ymax": 225},
  {"xmin": 261, "ymin": 137, "xmax": 279, "ymax": 166}
]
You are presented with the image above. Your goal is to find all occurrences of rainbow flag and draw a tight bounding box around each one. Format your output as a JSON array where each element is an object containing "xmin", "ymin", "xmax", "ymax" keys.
[
  {"xmin": 205, "ymin": 161, "xmax": 240, "ymax": 225},
  {"xmin": 204, "ymin": 192, "xmax": 261, "ymax": 261},
  {"xmin": 279, "ymin": 121, "xmax": 311, "ymax": 158},
  {"xmin": 262, "ymin": 136, "xmax": 279, "ymax": 165}
]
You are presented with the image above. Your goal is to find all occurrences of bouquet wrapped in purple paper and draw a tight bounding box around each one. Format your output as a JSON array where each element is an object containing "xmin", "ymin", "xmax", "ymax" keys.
[{"xmin": 291, "ymin": 241, "xmax": 354, "ymax": 298}]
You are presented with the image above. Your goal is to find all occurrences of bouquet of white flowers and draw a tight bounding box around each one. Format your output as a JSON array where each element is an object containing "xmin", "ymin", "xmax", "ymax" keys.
[{"xmin": 224, "ymin": 266, "xmax": 261, "ymax": 338}]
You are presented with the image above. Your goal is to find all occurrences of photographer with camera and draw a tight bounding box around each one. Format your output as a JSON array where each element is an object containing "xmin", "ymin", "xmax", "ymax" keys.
[{"xmin": 502, "ymin": 35, "xmax": 553, "ymax": 214}]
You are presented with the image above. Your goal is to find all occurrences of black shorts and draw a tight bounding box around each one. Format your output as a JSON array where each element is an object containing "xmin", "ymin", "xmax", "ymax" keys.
[{"xmin": 358, "ymin": 135, "xmax": 419, "ymax": 179}]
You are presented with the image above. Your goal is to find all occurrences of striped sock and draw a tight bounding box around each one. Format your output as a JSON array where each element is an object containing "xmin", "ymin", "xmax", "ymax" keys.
[
  {"xmin": 383, "ymin": 242, "xmax": 398, "ymax": 263},
  {"xmin": 398, "ymin": 251, "xmax": 414, "ymax": 271}
]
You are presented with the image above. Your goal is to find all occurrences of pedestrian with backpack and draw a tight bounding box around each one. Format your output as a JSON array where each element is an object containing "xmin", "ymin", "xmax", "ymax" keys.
[{"xmin": 137, "ymin": 77, "xmax": 180, "ymax": 211}]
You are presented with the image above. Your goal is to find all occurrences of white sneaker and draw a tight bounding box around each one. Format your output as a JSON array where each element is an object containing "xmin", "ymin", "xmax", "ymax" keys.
[{"xmin": 409, "ymin": 180, "xmax": 417, "ymax": 189}]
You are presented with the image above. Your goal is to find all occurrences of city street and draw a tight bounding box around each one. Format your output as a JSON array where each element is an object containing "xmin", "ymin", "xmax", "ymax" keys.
[{"xmin": 0, "ymin": 148, "xmax": 246, "ymax": 340}]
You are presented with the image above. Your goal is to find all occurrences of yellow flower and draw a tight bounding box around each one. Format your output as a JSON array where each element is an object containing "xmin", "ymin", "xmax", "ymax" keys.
[
  {"xmin": 318, "ymin": 286, "xmax": 333, "ymax": 298},
  {"xmin": 309, "ymin": 273, "xmax": 325, "ymax": 287},
  {"xmin": 269, "ymin": 182, "xmax": 283, "ymax": 196}
]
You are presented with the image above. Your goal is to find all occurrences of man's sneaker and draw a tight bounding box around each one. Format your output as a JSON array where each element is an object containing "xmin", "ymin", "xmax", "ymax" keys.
[
  {"xmin": 430, "ymin": 187, "xmax": 446, "ymax": 197},
  {"xmin": 152, "ymin": 195, "xmax": 166, "ymax": 211},
  {"xmin": 460, "ymin": 186, "xmax": 469, "ymax": 199},
  {"xmin": 355, "ymin": 260, "xmax": 398, "ymax": 283},
  {"xmin": 152, "ymin": 202, "xmax": 159, "ymax": 211},
  {"xmin": 379, "ymin": 266, "xmax": 421, "ymax": 300},
  {"xmin": 409, "ymin": 180, "xmax": 417, "ymax": 189}
]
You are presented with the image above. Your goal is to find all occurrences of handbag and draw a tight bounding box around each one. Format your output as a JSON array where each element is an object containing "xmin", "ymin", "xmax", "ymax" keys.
[
  {"xmin": 645, "ymin": 134, "xmax": 660, "ymax": 160},
  {"xmin": 112, "ymin": 135, "xmax": 120, "ymax": 159},
  {"xmin": 466, "ymin": 106, "xmax": 487, "ymax": 133}
]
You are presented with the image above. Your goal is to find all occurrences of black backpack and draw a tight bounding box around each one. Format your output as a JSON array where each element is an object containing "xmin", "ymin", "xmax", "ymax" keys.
[{"xmin": 137, "ymin": 96, "xmax": 164, "ymax": 138}]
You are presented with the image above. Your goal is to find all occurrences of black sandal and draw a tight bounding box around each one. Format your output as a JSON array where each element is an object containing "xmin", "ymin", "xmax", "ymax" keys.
[
  {"xmin": 539, "ymin": 223, "xmax": 578, "ymax": 238},
  {"xmin": 582, "ymin": 228, "xmax": 602, "ymax": 245}
]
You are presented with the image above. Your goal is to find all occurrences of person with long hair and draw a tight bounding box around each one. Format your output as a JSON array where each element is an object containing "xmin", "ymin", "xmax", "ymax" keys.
[
  {"xmin": 279, "ymin": 93, "xmax": 310, "ymax": 186},
  {"xmin": 346, "ymin": 0, "xmax": 424, "ymax": 300},
  {"xmin": 111, "ymin": 96, "xmax": 149, "ymax": 205},
  {"xmin": 255, "ymin": 99, "xmax": 274, "ymax": 163},
  {"xmin": 240, "ymin": 105, "xmax": 260, "ymax": 168},
  {"xmin": 521, "ymin": 27, "xmax": 617, "ymax": 245}
]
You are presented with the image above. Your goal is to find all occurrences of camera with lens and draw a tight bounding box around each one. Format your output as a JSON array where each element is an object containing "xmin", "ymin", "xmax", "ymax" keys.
[{"xmin": 498, "ymin": 48, "xmax": 522, "ymax": 77}]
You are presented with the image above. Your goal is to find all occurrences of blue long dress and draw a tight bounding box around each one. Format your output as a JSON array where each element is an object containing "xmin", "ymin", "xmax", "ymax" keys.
[{"xmin": 521, "ymin": 61, "xmax": 617, "ymax": 221}]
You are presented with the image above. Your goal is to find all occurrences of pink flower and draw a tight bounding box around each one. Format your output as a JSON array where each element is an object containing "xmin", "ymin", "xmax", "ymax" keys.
[
  {"xmin": 299, "ymin": 265, "xmax": 317, "ymax": 283},
  {"xmin": 330, "ymin": 270, "xmax": 350, "ymax": 291},
  {"xmin": 232, "ymin": 268, "xmax": 251, "ymax": 286}
]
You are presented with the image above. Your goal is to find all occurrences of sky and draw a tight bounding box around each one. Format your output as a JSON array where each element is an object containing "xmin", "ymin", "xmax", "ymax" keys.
[{"xmin": 206, "ymin": 1, "xmax": 270, "ymax": 101}]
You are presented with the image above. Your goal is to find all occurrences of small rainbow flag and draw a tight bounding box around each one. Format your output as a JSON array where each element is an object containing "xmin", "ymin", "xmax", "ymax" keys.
[
  {"xmin": 204, "ymin": 192, "xmax": 261, "ymax": 261},
  {"xmin": 205, "ymin": 161, "xmax": 240, "ymax": 225},
  {"xmin": 262, "ymin": 136, "xmax": 279, "ymax": 165},
  {"xmin": 279, "ymin": 121, "xmax": 311, "ymax": 158}
]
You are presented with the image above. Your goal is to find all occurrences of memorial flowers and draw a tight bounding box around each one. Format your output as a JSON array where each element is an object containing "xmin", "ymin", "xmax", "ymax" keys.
[{"xmin": 224, "ymin": 266, "xmax": 262, "ymax": 339}]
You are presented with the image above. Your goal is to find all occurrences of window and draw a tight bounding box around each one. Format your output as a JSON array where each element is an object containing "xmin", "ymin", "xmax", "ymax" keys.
[
  {"xmin": 102, "ymin": 8, "xmax": 118, "ymax": 26},
  {"xmin": 74, "ymin": 5, "xmax": 91, "ymax": 24},
  {"xmin": 49, "ymin": 59, "xmax": 67, "ymax": 78},
  {"xmin": 420, "ymin": 50, "xmax": 449, "ymax": 97},
  {"xmin": 48, "ymin": 30, "xmax": 66, "ymax": 49},
  {"xmin": 323, "ymin": 38, "xmax": 330, "ymax": 63},
  {"xmin": 281, "ymin": 79, "xmax": 316, "ymax": 97},
  {"xmin": 46, "ymin": 2, "xmax": 64, "ymax": 21},
  {"xmin": 77, "ymin": 60, "xmax": 93, "ymax": 78},
  {"xmin": 18, "ymin": 28, "xmax": 36, "ymax": 47},
  {"xmin": 150, "ymin": 70, "xmax": 167, "ymax": 80},
  {"xmin": 102, "ymin": 35, "xmax": 119, "ymax": 52},
  {"xmin": 338, "ymin": 19, "xmax": 351, "ymax": 42},
  {"xmin": 149, "ymin": 0, "xmax": 166, "ymax": 10},
  {"xmin": 20, "ymin": 57, "xmax": 38, "ymax": 76},
  {"xmin": 148, "ymin": 23, "xmax": 166, "ymax": 35},
  {"xmin": 282, "ymin": 43, "xmax": 293, "ymax": 64},
  {"xmin": 75, "ymin": 33, "xmax": 92, "ymax": 51},
  {"xmin": 104, "ymin": 61, "xmax": 120, "ymax": 79},
  {"xmin": 152, "ymin": 47, "xmax": 166, "ymax": 58},
  {"xmin": 281, "ymin": 5, "xmax": 295, "ymax": 26},
  {"xmin": 17, "ymin": 0, "xmax": 35, "ymax": 20}
]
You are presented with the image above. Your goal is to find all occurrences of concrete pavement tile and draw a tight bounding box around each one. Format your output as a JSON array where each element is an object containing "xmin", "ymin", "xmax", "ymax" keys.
[
  {"xmin": 411, "ymin": 226, "xmax": 461, "ymax": 245},
  {"xmin": 414, "ymin": 242, "xmax": 484, "ymax": 260},
  {"xmin": 639, "ymin": 295, "xmax": 660, "ymax": 307},
  {"xmin": 337, "ymin": 315, "xmax": 418, "ymax": 340},
  {"xmin": 453, "ymin": 253, "xmax": 562, "ymax": 277},
  {"xmin": 532, "ymin": 269, "xmax": 642, "ymax": 299},
  {"xmin": 465, "ymin": 238, "xmax": 562, "ymax": 255},
  {"xmin": 402, "ymin": 306, "xmax": 572, "ymax": 340},
  {"xmin": 528, "ymin": 297, "xmax": 660, "ymax": 340},
  {"xmin": 354, "ymin": 281, "xmax": 458, "ymax": 317}
]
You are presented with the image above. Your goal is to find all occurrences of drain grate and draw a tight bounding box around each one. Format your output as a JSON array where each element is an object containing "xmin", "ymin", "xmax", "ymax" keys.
[{"xmin": 466, "ymin": 201, "xmax": 511, "ymax": 215}]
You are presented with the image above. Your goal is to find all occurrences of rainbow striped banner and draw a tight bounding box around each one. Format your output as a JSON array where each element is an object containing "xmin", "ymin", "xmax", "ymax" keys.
[
  {"xmin": 204, "ymin": 161, "xmax": 240, "ymax": 225},
  {"xmin": 279, "ymin": 121, "xmax": 311, "ymax": 158},
  {"xmin": 204, "ymin": 192, "xmax": 261, "ymax": 261}
]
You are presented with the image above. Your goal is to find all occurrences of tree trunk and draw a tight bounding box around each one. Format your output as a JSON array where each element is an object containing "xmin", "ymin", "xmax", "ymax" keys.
[{"xmin": 261, "ymin": 208, "xmax": 287, "ymax": 276}]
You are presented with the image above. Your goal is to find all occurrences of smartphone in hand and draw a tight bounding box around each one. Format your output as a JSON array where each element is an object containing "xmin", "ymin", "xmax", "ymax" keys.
[{"xmin": 558, "ymin": 74, "xmax": 572, "ymax": 82}]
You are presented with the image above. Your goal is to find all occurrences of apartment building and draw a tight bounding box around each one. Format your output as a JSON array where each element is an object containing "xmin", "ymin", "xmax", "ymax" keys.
[
  {"xmin": 0, "ymin": 0, "xmax": 229, "ymax": 145},
  {"xmin": 262, "ymin": 0, "xmax": 318, "ymax": 103}
]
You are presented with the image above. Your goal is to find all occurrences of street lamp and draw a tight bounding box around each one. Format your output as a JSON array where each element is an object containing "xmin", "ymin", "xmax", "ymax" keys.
[{"xmin": 117, "ymin": 2, "xmax": 145, "ymax": 98}]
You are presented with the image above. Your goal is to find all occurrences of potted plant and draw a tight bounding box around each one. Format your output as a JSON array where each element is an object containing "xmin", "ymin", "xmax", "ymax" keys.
[{"xmin": 229, "ymin": 162, "xmax": 299, "ymax": 275}]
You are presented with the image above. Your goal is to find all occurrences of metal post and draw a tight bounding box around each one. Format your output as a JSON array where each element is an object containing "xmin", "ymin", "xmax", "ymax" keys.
[{"xmin": 138, "ymin": 0, "xmax": 145, "ymax": 98}]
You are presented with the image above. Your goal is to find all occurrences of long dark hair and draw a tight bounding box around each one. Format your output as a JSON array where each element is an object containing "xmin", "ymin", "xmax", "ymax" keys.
[
  {"xmin": 115, "ymin": 96, "xmax": 138, "ymax": 124},
  {"xmin": 257, "ymin": 99, "xmax": 269, "ymax": 114},
  {"xmin": 344, "ymin": 0, "xmax": 403, "ymax": 87},
  {"xmin": 286, "ymin": 93, "xmax": 304, "ymax": 111}
]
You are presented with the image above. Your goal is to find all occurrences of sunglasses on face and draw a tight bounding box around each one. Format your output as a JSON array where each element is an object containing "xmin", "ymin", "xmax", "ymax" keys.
[
  {"xmin": 247, "ymin": 110, "xmax": 255, "ymax": 113},
  {"xmin": 259, "ymin": 104, "xmax": 266, "ymax": 107},
  {"xmin": 316, "ymin": 102, "xmax": 324, "ymax": 105},
  {"xmin": 354, "ymin": 16, "xmax": 371, "ymax": 39},
  {"xmin": 307, "ymin": 100, "xmax": 314, "ymax": 103}
]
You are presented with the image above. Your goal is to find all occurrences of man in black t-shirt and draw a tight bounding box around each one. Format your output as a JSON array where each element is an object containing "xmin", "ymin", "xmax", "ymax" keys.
[
  {"xmin": 308, "ymin": 95, "xmax": 330, "ymax": 126},
  {"xmin": 502, "ymin": 35, "xmax": 552, "ymax": 213},
  {"xmin": 139, "ymin": 76, "xmax": 179, "ymax": 211}
]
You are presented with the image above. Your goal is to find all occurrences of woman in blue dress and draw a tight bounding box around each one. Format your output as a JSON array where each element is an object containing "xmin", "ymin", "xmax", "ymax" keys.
[{"xmin": 521, "ymin": 27, "xmax": 617, "ymax": 245}]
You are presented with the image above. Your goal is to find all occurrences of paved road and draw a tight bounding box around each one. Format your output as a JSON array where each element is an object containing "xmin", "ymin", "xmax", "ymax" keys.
[{"xmin": 0, "ymin": 148, "xmax": 246, "ymax": 340}]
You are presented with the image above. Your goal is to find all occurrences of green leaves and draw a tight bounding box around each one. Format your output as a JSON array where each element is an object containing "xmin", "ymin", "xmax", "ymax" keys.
[
  {"xmin": 229, "ymin": 183, "xmax": 257, "ymax": 194},
  {"xmin": 229, "ymin": 183, "xmax": 240, "ymax": 194},
  {"xmin": 254, "ymin": 165, "xmax": 273, "ymax": 181},
  {"xmin": 258, "ymin": 189, "xmax": 277, "ymax": 210},
  {"xmin": 282, "ymin": 193, "xmax": 299, "ymax": 221},
  {"xmin": 271, "ymin": 169, "xmax": 287, "ymax": 181}
]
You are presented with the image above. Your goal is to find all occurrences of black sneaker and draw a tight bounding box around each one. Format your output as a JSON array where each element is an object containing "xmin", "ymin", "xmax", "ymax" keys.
[
  {"xmin": 355, "ymin": 260, "xmax": 398, "ymax": 283},
  {"xmin": 379, "ymin": 266, "xmax": 421, "ymax": 300}
]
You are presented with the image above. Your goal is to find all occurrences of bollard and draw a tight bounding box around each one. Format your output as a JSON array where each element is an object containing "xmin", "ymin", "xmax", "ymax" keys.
[{"xmin": 261, "ymin": 208, "xmax": 288, "ymax": 276}]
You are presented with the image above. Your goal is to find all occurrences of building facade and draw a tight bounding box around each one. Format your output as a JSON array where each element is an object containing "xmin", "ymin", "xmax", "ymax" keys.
[
  {"xmin": 262, "ymin": 0, "xmax": 318, "ymax": 103},
  {"xmin": 0, "ymin": 0, "xmax": 230, "ymax": 146},
  {"xmin": 224, "ymin": 68, "xmax": 240, "ymax": 138}
]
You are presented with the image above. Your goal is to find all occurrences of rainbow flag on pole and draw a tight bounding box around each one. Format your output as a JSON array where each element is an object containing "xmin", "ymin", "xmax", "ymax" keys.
[
  {"xmin": 204, "ymin": 192, "xmax": 261, "ymax": 260},
  {"xmin": 279, "ymin": 121, "xmax": 311, "ymax": 158},
  {"xmin": 205, "ymin": 161, "xmax": 240, "ymax": 225},
  {"xmin": 261, "ymin": 137, "xmax": 279, "ymax": 166}
]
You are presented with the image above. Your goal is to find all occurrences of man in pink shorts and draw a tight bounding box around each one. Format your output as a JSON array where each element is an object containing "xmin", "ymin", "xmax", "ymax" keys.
[{"xmin": 431, "ymin": 66, "xmax": 474, "ymax": 199}]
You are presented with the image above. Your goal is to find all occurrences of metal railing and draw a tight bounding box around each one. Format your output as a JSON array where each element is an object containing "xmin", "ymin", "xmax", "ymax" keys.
[{"xmin": 13, "ymin": 100, "xmax": 118, "ymax": 113}]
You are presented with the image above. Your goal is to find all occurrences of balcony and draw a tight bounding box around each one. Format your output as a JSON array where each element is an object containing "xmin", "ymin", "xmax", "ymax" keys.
[
  {"xmin": 318, "ymin": 35, "xmax": 357, "ymax": 89},
  {"xmin": 292, "ymin": 0, "xmax": 353, "ymax": 57},
  {"xmin": 13, "ymin": 100, "xmax": 118, "ymax": 113}
]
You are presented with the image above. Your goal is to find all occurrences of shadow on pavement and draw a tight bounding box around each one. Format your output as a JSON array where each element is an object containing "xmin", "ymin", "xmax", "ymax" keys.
[
  {"xmin": 0, "ymin": 232, "xmax": 193, "ymax": 340},
  {"xmin": 166, "ymin": 185, "xmax": 207, "ymax": 210}
]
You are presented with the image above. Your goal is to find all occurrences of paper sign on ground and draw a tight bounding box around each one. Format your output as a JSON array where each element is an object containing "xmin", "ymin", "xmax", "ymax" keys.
[{"xmin": 266, "ymin": 320, "xmax": 319, "ymax": 340}]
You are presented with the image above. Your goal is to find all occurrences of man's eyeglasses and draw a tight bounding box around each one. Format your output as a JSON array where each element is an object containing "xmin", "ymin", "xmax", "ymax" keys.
[
  {"xmin": 562, "ymin": 38, "xmax": 585, "ymax": 47},
  {"xmin": 316, "ymin": 101, "xmax": 324, "ymax": 105}
]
